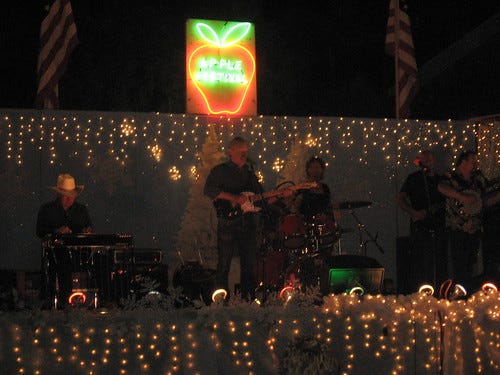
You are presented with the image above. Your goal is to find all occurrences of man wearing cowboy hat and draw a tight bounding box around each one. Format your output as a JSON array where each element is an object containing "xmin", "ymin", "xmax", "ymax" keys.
[
  {"xmin": 36, "ymin": 174, "xmax": 93, "ymax": 308},
  {"xmin": 36, "ymin": 174, "xmax": 92, "ymax": 237}
]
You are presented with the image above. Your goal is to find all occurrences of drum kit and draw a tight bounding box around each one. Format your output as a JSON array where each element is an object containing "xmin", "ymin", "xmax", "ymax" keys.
[{"xmin": 255, "ymin": 200, "xmax": 378, "ymax": 297}]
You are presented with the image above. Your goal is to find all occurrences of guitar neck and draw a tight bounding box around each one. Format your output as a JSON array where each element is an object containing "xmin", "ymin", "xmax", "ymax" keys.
[
  {"xmin": 247, "ymin": 183, "xmax": 314, "ymax": 203},
  {"xmin": 248, "ymin": 190, "xmax": 283, "ymax": 203}
]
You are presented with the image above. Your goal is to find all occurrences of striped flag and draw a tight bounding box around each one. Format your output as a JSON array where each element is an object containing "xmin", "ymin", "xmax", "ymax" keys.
[
  {"xmin": 36, "ymin": 0, "xmax": 78, "ymax": 109},
  {"xmin": 385, "ymin": 0, "xmax": 418, "ymax": 118}
]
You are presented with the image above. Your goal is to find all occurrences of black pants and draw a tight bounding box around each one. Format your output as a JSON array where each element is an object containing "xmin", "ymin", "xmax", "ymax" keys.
[
  {"xmin": 216, "ymin": 214, "xmax": 259, "ymax": 300},
  {"xmin": 409, "ymin": 230, "xmax": 448, "ymax": 290},
  {"xmin": 448, "ymin": 230, "xmax": 480, "ymax": 292}
]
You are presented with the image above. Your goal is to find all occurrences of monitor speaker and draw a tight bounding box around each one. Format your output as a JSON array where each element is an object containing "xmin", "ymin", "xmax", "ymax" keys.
[
  {"xmin": 172, "ymin": 261, "xmax": 216, "ymax": 305},
  {"xmin": 113, "ymin": 263, "xmax": 169, "ymax": 304},
  {"xmin": 325, "ymin": 255, "xmax": 384, "ymax": 295}
]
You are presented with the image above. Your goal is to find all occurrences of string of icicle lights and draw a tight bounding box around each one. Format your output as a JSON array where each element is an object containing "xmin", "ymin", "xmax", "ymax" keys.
[{"xmin": 2, "ymin": 112, "xmax": 497, "ymax": 181}]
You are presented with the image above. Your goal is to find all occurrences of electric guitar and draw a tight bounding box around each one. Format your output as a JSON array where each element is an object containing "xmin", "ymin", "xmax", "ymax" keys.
[{"xmin": 219, "ymin": 182, "xmax": 317, "ymax": 218}]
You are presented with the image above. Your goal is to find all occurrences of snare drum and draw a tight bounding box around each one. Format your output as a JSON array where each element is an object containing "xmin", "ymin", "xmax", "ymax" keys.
[{"xmin": 278, "ymin": 214, "xmax": 307, "ymax": 250}]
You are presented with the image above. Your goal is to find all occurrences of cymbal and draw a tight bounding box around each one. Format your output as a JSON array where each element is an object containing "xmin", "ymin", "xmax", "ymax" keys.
[{"xmin": 337, "ymin": 200, "xmax": 372, "ymax": 209}]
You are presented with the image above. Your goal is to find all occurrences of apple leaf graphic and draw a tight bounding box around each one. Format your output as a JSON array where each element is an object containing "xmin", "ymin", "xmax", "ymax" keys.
[
  {"xmin": 196, "ymin": 23, "xmax": 220, "ymax": 46},
  {"xmin": 196, "ymin": 22, "xmax": 251, "ymax": 47},
  {"xmin": 220, "ymin": 23, "xmax": 251, "ymax": 47}
]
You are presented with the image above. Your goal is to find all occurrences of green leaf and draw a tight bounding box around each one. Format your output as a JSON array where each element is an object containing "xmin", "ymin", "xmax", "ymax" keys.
[
  {"xmin": 220, "ymin": 22, "xmax": 251, "ymax": 47},
  {"xmin": 196, "ymin": 23, "xmax": 220, "ymax": 46}
]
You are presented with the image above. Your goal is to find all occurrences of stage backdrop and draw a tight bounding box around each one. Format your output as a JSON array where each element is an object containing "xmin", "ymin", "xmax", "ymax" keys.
[{"xmin": 1, "ymin": 109, "xmax": 494, "ymax": 287}]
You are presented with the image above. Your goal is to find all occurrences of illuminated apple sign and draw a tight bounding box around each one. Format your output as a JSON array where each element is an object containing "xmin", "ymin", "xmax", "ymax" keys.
[{"xmin": 186, "ymin": 19, "xmax": 257, "ymax": 116}]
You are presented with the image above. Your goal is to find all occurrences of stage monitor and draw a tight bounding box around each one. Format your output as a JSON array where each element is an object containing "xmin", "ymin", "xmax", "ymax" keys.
[{"xmin": 326, "ymin": 255, "xmax": 384, "ymax": 295}]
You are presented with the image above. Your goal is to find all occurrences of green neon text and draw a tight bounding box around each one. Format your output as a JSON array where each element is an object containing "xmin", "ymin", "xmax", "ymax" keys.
[{"xmin": 195, "ymin": 57, "xmax": 247, "ymax": 84}]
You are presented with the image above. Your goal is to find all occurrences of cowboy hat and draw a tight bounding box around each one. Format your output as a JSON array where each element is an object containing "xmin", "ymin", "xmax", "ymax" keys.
[{"xmin": 49, "ymin": 174, "xmax": 84, "ymax": 197}]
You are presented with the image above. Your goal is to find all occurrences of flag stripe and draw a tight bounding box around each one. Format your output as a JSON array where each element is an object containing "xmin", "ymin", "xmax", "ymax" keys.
[
  {"xmin": 36, "ymin": 0, "xmax": 78, "ymax": 109},
  {"xmin": 38, "ymin": 1, "xmax": 71, "ymax": 69},
  {"xmin": 37, "ymin": 21, "xmax": 78, "ymax": 95},
  {"xmin": 385, "ymin": 0, "xmax": 418, "ymax": 118}
]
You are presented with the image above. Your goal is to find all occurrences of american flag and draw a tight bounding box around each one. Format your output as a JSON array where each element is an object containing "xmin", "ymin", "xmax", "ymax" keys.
[
  {"xmin": 385, "ymin": 0, "xmax": 418, "ymax": 118},
  {"xmin": 36, "ymin": 0, "xmax": 78, "ymax": 109}
]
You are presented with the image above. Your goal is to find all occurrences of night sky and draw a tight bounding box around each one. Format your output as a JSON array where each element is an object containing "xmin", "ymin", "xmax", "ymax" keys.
[{"xmin": 2, "ymin": 0, "xmax": 499, "ymax": 119}]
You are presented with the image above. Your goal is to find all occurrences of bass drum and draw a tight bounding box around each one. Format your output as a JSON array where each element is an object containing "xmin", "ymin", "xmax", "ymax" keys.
[
  {"xmin": 255, "ymin": 249, "xmax": 289, "ymax": 288},
  {"xmin": 278, "ymin": 214, "xmax": 307, "ymax": 250}
]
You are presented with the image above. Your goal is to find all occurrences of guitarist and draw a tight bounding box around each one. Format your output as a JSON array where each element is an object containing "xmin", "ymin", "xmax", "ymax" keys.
[
  {"xmin": 397, "ymin": 150, "xmax": 447, "ymax": 292},
  {"xmin": 204, "ymin": 136, "xmax": 290, "ymax": 301},
  {"xmin": 438, "ymin": 150, "xmax": 500, "ymax": 293}
]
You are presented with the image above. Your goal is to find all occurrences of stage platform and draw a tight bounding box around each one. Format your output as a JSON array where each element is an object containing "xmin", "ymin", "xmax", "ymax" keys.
[{"xmin": 0, "ymin": 289, "xmax": 498, "ymax": 375}]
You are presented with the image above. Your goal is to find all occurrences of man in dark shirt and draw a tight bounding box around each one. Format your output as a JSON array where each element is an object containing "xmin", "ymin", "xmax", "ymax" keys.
[
  {"xmin": 204, "ymin": 136, "xmax": 289, "ymax": 301},
  {"xmin": 36, "ymin": 174, "xmax": 92, "ymax": 308},
  {"xmin": 295, "ymin": 156, "xmax": 335, "ymax": 222},
  {"xmin": 398, "ymin": 150, "xmax": 447, "ymax": 292}
]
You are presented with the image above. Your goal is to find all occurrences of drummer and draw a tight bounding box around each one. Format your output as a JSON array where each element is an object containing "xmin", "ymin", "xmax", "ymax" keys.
[
  {"xmin": 292, "ymin": 156, "xmax": 337, "ymax": 292},
  {"xmin": 294, "ymin": 156, "xmax": 336, "ymax": 232}
]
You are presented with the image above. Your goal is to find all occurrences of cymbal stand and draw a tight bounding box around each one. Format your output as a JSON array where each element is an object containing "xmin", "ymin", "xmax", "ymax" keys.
[
  {"xmin": 336, "ymin": 233, "xmax": 343, "ymax": 255},
  {"xmin": 348, "ymin": 209, "xmax": 385, "ymax": 255}
]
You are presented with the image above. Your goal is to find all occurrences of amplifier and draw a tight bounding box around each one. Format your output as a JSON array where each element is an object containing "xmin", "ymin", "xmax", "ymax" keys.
[{"xmin": 114, "ymin": 248, "xmax": 162, "ymax": 265}]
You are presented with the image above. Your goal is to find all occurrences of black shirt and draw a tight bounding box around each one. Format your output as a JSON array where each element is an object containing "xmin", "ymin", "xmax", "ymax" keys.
[
  {"xmin": 36, "ymin": 200, "xmax": 92, "ymax": 238},
  {"xmin": 204, "ymin": 160, "xmax": 262, "ymax": 218},
  {"xmin": 400, "ymin": 170, "xmax": 445, "ymax": 231},
  {"xmin": 298, "ymin": 182, "xmax": 333, "ymax": 220}
]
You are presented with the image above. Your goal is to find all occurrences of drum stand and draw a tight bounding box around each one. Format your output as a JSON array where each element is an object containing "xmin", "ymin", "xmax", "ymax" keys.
[{"xmin": 348, "ymin": 210, "xmax": 385, "ymax": 255}]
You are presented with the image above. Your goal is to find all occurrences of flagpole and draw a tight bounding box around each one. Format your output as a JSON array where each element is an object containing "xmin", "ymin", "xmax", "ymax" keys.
[{"xmin": 394, "ymin": 0, "xmax": 400, "ymax": 119}]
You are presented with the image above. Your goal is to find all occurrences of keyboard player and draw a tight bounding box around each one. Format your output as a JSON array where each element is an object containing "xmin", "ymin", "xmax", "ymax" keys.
[{"xmin": 36, "ymin": 174, "xmax": 93, "ymax": 308}]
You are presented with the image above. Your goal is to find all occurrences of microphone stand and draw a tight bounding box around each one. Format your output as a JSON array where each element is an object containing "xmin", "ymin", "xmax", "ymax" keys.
[
  {"xmin": 418, "ymin": 164, "xmax": 438, "ymax": 288},
  {"xmin": 349, "ymin": 209, "xmax": 385, "ymax": 255},
  {"xmin": 248, "ymin": 161, "xmax": 272, "ymax": 301}
]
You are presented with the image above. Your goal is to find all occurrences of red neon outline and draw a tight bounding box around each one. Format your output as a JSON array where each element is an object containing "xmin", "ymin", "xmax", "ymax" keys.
[{"xmin": 188, "ymin": 44, "xmax": 256, "ymax": 115}]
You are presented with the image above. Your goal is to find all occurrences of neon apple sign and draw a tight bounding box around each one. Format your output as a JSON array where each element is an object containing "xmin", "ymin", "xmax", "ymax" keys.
[{"xmin": 186, "ymin": 20, "xmax": 257, "ymax": 116}]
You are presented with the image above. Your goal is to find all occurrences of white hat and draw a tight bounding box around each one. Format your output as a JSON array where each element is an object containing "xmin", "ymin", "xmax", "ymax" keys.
[{"xmin": 49, "ymin": 174, "xmax": 84, "ymax": 197}]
